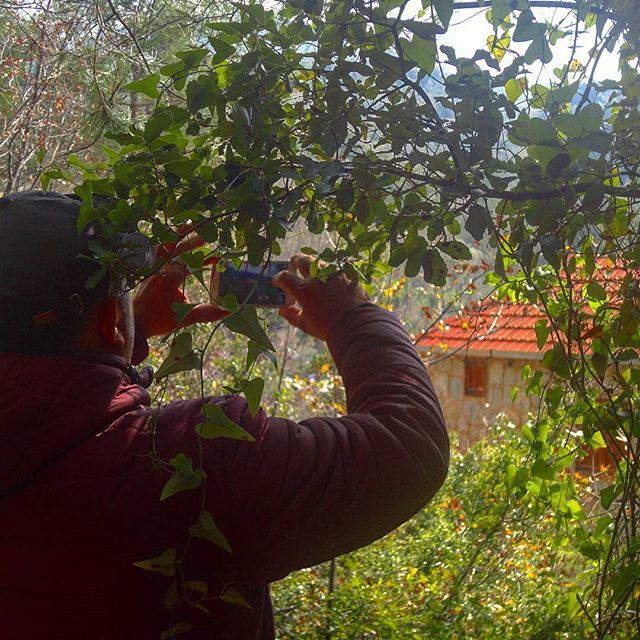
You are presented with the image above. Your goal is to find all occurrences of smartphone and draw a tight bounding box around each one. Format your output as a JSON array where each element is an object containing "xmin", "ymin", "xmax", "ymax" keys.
[{"xmin": 215, "ymin": 261, "xmax": 290, "ymax": 307}]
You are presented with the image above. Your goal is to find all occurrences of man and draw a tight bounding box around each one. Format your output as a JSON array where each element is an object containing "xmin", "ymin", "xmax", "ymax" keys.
[{"xmin": 0, "ymin": 191, "xmax": 448, "ymax": 639}]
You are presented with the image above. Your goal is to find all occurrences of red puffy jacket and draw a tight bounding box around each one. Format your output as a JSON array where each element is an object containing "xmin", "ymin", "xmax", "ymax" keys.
[{"xmin": 0, "ymin": 304, "xmax": 448, "ymax": 639}]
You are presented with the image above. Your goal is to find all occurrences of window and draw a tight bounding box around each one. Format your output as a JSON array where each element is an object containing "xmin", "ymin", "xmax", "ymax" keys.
[
  {"xmin": 464, "ymin": 359, "xmax": 487, "ymax": 397},
  {"xmin": 576, "ymin": 447, "xmax": 617, "ymax": 477}
]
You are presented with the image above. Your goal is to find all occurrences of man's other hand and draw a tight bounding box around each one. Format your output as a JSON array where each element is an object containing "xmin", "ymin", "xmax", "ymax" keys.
[
  {"xmin": 133, "ymin": 231, "xmax": 228, "ymax": 338},
  {"xmin": 273, "ymin": 255, "xmax": 370, "ymax": 341}
]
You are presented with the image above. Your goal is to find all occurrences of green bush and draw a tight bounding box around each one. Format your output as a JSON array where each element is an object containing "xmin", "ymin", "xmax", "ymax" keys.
[{"xmin": 273, "ymin": 420, "xmax": 594, "ymax": 640}]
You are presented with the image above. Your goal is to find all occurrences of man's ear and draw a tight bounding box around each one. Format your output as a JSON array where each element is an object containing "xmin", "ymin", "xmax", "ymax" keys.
[{"xmin": 97, "ymin": 297, "xmax": 125, "ymax": 346}]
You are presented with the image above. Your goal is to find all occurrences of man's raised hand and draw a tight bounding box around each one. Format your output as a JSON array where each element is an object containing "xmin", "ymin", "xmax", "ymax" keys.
[
  {"xmin": 273, "ymin": 255, "xmax": 369, "ymax": 341},
  {"xmin": 133, "ymin": 230, "xmax": 228, "ymax": 338}
]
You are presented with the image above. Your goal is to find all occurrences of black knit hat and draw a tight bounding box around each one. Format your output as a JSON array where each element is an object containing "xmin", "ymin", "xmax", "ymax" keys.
[{"xmin": 0, "ymin": 190, "xmax": 153, "ymax": 327}]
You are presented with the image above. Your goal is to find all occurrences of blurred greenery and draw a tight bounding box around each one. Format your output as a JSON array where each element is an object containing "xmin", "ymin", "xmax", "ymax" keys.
[{"xmin": 272, "ymin": 421, "xmax": 613, "ymax": 640}]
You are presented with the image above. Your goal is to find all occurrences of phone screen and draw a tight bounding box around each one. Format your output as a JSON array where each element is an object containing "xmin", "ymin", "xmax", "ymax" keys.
[{"xmin": 218, "ymin": 261, "xmax": 289, "ymax": 307}]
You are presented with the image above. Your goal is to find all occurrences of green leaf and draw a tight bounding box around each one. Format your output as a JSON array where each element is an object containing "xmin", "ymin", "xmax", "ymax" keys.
[
  {"xmin": 422, "ymin": 248, "xmax": 448, "ymax": 286},
  {"xmin": 513, "ymin": 10, "xmax": 546, "ymax": 42},
  {"xmin": 504, "ymin": 463, "xmax": 518, "ymax": 492},
  {"xmin": 123, "ymin": 73, "xmax": 161, "ymax": 99},
  {"xmin": 336, "ymin": 183, "xmax": 354, "ymax": 211},
  {"xmin": 432, "ymin": 0, "xmax": 454, "ymax": 29},
  {"xmin": 543, "ymin": 343, "xmax": 571, "ymax": 379},
  {"xmin": 591, "ymin": 352, "xmax": 608, "ymax": 378},
  {"xmin": 189, "ymin": 510, "xmax": 231, "ymax": 552},
  {"xmin": 196, "ymin": 404, "xmax": 256, "ymax": 441},
  {"xmin": 243, "ymin": 377, "xmax": 264, "ymax": 416},
  {"xmin": 612, "ymin": 562, "xmax": 639, "ymax": 600},
  {"xmin": 532, "ymin": 458, "xmax": 555, "ymax": 481},
  {"xmin": 160, "ymin": 453, "xmax": 203, "ymax": 501},
  {"xmin": 186, "ymin": 75, "xmax": 218, "ymax": 113},
  {"xmin": 565, "ymin": 592, "xmax": 581, "ymax": 621},
  {"xmin": 586, "ymin": 281, "xmax": 607, "ymax": 301},
  {"xmin": 535, "ymin": 319, "xmax": 550, "ymax": 350},
  {"xmin": 553, "ymin": 112, "xmax": 582, "ymax": 138},
  {"xmin": 600, "ymin": 484, "xmax": 618, "ymax": 509},
  {"xmin": 144, "ymin": 111, "xmax": 174, "ymax": 141},
  {"xmin": 465, "ymin": 204, "xmax": 490, "ymax": 240},
  {"xmin": 155, "ymin": 333, "xmax": 201, "ymax": 379},
  {"xmin": 221, "ymin": 587, "xmax": 252, "ymax": 609},
  {"xmin": 246, "ymin": 339, "xmax": 278, "ymax": 370},
  {"xmin": 439, "ymin": 240, "xmax": 472, "ymax": 261},
  {"xmin": 402, "ymin": 20, "xmax": 445, "ymax": 40},
  {"xmin": 524, "ymin": 36, "xmax": 552, "ymax": 64},
  {"xmin": 161, "ymin": 624, "xmax": 193, "ymax": 640},
  {"xmin": 578, "ymin": 103, "xmax": 604, "ymax": 131},
  {"xmin": 404, "ymin": 38, "xmax": 437, "ymax": 74},
  {"xmin": 209, "ymin": 37, "xmax": 236, "ymax": 63},
  {"xmin": 133, "ymin": 548, "xmax": 176, "ymax": 576},
  {"xmin": 505, "ymin": 78, "xmax": 524, "ymax": 103},
  {"xmin": 164, "ymin": 157, "xmax": 201, "ymax": 178},
  {"xmin": 223, "ymin": 305, "xmax": 275, "ymax": 351},
  {"xmin": 175, "ymin": 48, "xmax": 209, "ymax": 68}
]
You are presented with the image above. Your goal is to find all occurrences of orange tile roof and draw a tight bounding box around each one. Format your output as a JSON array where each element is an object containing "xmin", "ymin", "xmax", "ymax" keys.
[
  {"xmin": 416, "ymin": 301, "xmax": 549, "ymax": 357},
  {"xmin": 416, "ymin": 257, "xmax": 638, "ymax": 358}
]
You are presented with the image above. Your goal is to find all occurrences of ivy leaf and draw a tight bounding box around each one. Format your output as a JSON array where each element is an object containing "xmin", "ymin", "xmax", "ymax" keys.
[
  {"xmin": 534, "ymin": 319, "xmax": 550, "ymax": 350},
  {"xmin": 532, "ymin": 458, "xmax": 555, "ymax": 481},
  {"xmin": 432, "ymin": 0, "xmax": 454, "ymax": 29},
  {"xmin": 160, "ymin": 453, "xmax": 203, "ymax": 501},
  {"xmin": 189, "ymin": 510, "xmax": 231, "ymax": 553},
  {"xmin": 246, "ymin": 340, "xmax": 278, "ymax": 370},
  {"xmin": 402, "ymin": 20, "xmax": 445, "ymax": 40},
  {"xmin": 186, "ymin": 75, "xmax": 218, "ymax": 113},
  {"xmin": 144, "ymin": 111, "xmax": 174, "ymax": 141},
  {"xmin": 209, "ymin": 37, "xmax": 236, "ymax": 64},
  {"xmin": 404, "ymin": 38, "xmax": 437, "ymax": 74},
  {"xmin": 160, "ymin": 624, "xmax": 193, "ymax": 640},
  {"xmin": 223, "ymin": 305, "xmax": 275, "ymax": 351},
  {"xmin": 175, "ymin": 48, "xmax": 209, "ymax": 68},
  {"xmin": 243, "ymin": 377, "xmax": 265, "ymax": 416},
  {"xmin": 123, "ymin": 73, "xmax": 161, "ymax": 99},
  {"xmin": 578, "ymin": 103, "xmax": 604, "ymax": 131},
  {"xmin": 505, "ymin": 78, "xmax": 524, "ymax": 103},
  {"xmin": 221, "ymin": 587, "xmax": 252, "ymax": 609},
  {"xmin": 196, "ymin": 404, "xmax": 256, "ymax": 441},
  {"xmin": 155, "ymin": 333, "xmax": 201, "ymax": 379},
  {"xmin": 513, "ymin": 10, "xmax": 546, "ymax": 42},
  {"xmin": 133, "ymin": 548, "xmax": 176, "ymax": 576}
]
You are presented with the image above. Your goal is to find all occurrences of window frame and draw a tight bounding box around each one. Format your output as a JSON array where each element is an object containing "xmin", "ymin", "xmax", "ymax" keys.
[{"xmin": 464, "ymin": 358, "xmax": 487, "ymax": 398}]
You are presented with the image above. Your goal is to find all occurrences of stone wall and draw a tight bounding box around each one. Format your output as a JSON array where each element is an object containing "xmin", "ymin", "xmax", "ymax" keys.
[{"xmin": 424, "ymin": 355, "xmax": 542, "ymax": 449}]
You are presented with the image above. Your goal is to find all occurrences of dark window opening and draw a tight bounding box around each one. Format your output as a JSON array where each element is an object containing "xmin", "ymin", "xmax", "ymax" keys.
[{"xmin": 464, "ymin": 359, "xmax": 487, "ymax": 397}]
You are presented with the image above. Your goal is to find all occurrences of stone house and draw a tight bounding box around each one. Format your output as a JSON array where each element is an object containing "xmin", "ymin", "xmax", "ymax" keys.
[
  {"xmin": 415, "ymin": 299, "xmax": 618, "ymax": 475},
  {"xmin": 415, "ymin": 301, "xmax": 546, "ymax": 449}
]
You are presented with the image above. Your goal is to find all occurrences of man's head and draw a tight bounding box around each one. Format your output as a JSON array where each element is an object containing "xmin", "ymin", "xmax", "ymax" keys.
[{"xmin": 0, "ymin": 191, "xmax": 142, "ymax": 359}]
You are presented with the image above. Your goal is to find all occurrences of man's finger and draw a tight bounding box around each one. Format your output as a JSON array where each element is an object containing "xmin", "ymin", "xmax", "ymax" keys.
[
  {"xmin": 182, "ymin": 304, "xmax": 230, "ymax": 327},
  {"xmin": 172, "ymin": 231, "xmax": 207, "ymax": 256},
  {"xmin": 273, "ymin": 270, "xmax": 307, "ymax": 296},
  {"xmin": 278, "ymin": 304, "xmax": 305, "ymax": 330},
  {"xmin": 290, "ymin": 254, "xmax": 314, "ymax": 278}
]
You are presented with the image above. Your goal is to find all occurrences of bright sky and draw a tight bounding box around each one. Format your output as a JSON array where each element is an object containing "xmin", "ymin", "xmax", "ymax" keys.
[{"xmin": 423, "ymin": 3, "xmax": 621, "ymax": 82}]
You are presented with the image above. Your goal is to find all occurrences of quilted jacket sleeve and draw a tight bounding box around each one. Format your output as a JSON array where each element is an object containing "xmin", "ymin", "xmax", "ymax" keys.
[{"xmin": 208, "ymin": 303, "xmax": 449, "ymax": 584}]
